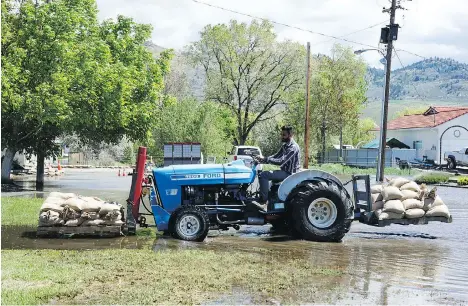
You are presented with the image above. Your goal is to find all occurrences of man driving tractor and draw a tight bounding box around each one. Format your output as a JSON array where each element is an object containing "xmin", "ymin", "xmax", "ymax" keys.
[{"xmin": 253, "ymin": 125, "xmax": 301, "ymax": 211}]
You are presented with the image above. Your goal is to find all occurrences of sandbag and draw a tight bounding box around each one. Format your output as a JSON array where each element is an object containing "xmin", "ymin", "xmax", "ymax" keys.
[
  {"xmin": 371, "ymin": 184, "xmax": 384, "ymax": 194},
  {"xmin": 65, "ymin": 218, "xmax": 85, "ymax": 227},
  {"xmin": 40, "ymin": 203, "xmax": 64, "ymax": 213},
  {"xmin": 401, "ymin": 190, "xmax": 419, "ymax": 201},
  {"xmin": 375, "ymin": 209, "xmax": 404, "ymax": 220},
  {"xmin": 372, "ymin": 201, "xmax": 384, "ymax": 210},
  {"xmin": 426, "ymin": 205, "xmax": 450, "ymax": 218},
  {"xmin": 81, "ymin": 211, "xmax": 99, "ymax": 220},
  {"xmin": 49, "ymin": 192, "xmax": 76, "ymax": 200},
  {"xmin": 371, "ymin": 193, "xmax": 383, "ymax": 203},
  {"xmin": 44, "ymin": 196, "xmax": 65, "ymax": 205},
  {"xmin": 102, "ymin": 210, "xmax": 122, "ymax": 221},
  {"xmin": 383, "ymin": 199, "xmax": 405, "ymax": 214},
  {"xmin": 99, "ymin": 203, "xmax": 121, "ymax": 216},
  {"xmin": 402, "ymin": 198, "xmax": 424, "ymax": 210},
  {"xmin": 63, "ymin": 198, "xmax": 85, "ymax": 211},
  {"xmin": 104, "ymin": 219, "xmax": 124, "ymax": 226},
  {"xmin": 405, "ymin": 208, "xmax": 425, "ymax": 219},
  {"xmin": 38, "ymin": 211, "xmax": 64, "ymax": 226},
  {"xmin": 62, "ymin": 206, "xmax": 81, "ymax": 220},
  {"xmin": 382, "ymin": 186, "xmax": 403, "ymax": 201},
  {"xmin": 423, "ymin": 195, "xmax": 445, "ymax": 211},
  {"xmin": 81, "ymin": 219, "xmax": 105, "ymax": 226},
  {"xmin": 389, "ymin": 177, "xmax": 410, "ymax": 188},
  {"xmin": 400, "ymin": 181, "xmax": 421, "ymax": 193},
  {"xmin": 80, "ymin": 199, "xmax": 102, "ymax": 212}
]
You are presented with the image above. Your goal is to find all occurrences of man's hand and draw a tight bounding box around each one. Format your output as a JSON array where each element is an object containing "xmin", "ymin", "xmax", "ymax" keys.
[{"xmin": 254, "ymin": 155, "xmax": 267, "ymax": 163}]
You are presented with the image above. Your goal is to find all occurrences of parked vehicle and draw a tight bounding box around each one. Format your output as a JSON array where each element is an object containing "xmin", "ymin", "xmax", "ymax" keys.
[
  {"xmin": 227, "ymin": 146, "xmax": 262, "ymax": 169},
  {"xmin": 444, "ymin": 147, "xmax": 468, "ymax": 169}
]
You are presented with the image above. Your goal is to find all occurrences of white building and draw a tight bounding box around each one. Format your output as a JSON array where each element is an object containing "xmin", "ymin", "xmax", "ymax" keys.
[{"xmin": 379, "ymin": 106, "xmax": 468, "ymax": 164}]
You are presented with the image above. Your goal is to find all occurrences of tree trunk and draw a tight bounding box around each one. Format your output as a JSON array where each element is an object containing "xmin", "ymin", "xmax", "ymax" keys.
[
  {"xmin": 1, "ymin": 148, "xmax": 16, "ymax": 183},
  {"xmin": 339, "ymin": 124, "xmax": 343, "ymax": 161},
  {"xmin": 321, "ymin": 122, "xmax": 326, "ymax": 164},
  {"xmin": 36, "ymin": 150, "xmax": 45, "ymax": 190}
]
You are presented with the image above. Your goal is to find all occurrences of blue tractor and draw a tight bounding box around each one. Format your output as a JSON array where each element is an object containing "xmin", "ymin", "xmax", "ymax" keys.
[{"xmin": 126, "ymin": 147, "xmax": 451, "ymax": 242}]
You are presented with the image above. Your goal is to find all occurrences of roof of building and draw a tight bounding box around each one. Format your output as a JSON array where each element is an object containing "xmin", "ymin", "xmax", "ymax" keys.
[
  {"xmin": 374, "ymin": 106, "xmax": 468, "ymax": 131},
  {"xmin": 361, "ymin": 138, "xmax": 410, "ymax": 149}
]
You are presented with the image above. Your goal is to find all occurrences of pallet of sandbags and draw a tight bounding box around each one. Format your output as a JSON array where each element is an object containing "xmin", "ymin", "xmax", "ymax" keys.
[
  {"xmin": 37, "ymin": 192, "xmax": 126, "ymax": 237},
  {"xmin": 368, "ymin": 177, "xmax": 452, "ymax": 227}
]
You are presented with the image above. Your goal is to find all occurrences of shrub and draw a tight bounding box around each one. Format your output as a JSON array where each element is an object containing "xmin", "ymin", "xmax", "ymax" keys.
[
  {"xmin": 458, "ymin": 177, "xmax": 468, "ymax": 186},
  {"xmin": 414, "ymin": 172, "xmax": 451, "ymax": 184}
]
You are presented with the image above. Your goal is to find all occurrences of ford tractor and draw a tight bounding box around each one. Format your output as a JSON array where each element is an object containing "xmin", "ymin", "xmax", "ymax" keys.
[{"xmin": 126, "ymin": 147, "xmax": 451, "ymax": 242}]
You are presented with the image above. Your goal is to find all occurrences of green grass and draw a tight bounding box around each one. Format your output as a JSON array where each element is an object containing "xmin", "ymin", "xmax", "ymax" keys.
[
  {"xmin": 414, "ymin": 172, "xmax": 451, "ymax": 184},
  {"xmin": 458, "ymin": 177, "xmax": 468, "ymax": 186},
  {"xmin": 1, "ymin": 197, "xmax": 43, "ymax": 226}
]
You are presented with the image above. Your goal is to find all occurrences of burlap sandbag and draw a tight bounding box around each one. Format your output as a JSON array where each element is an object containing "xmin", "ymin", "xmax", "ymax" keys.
[
  {"xmin": 63, "ymin": 198, "xmax": 85, "ymax": 211},
  {"xmin": 65, "ymin": 218, "xmax": 85, "ymax": 227},
  {"xmin": 45, "ymin": 196, "xmax": 65, "ymax": 205},
  {"xmin": 389, "ymin": 177, "xmax": 410, "ymax": 188},
  {"xmin": 104, "ymin": 219, "xmax": 124, "ymax": 226},
  {"xmin": 99, "ymin": 203, "xmax": 121, "ymax": 216},
  {"xmin": 371, "ymin": 184, "xmax": 384, "ymax": 194},
  {"xmin": 426, "ymin": 205, "xmax": 450, "ymax": 218},
  {"xmin": 81, "ymin": 211, "xmax": 99, "ymax": 220},
  {"xmin": 372, "ymin": 200, "xmax": 384, "ymax": 210},
  {"xmin": 375, "ymin": 209, "xmax": 404, "ymax": 220},
  {"xmin": 81, "ymin": 219, "xmax": 105, "ymax": 226},
  {"xmin": 80, "ymin": 199, "xmax": 102, "ymax": 212},
  {"xmin": 402, "ymin": 198, "xmax": 424, "ymax": 210},
  {"xmin": 401, "ymin": 190, "xmax": 419, "ymax": 200},
  {"xmin": 382, "ymin": 186, "xmax": 403, "ymax": 201},
  {"xmin": 40, "ymin": 203, "xmax": 64, "ymax": 213},
  {"xmin": 102, "ymin": 210, "xmax": 122, "ymax": 221},
  {"xmin": 49, "ymin": 192, "xmax": 76, "ymax": 200},
  {"xmin": 62, "ymin": 206, "xmax": 81, "ymax": 220},
  {"xmin": 383, "ymin": 199, "xmax": 405, "ymax": 214},
  {"xmin": 38, "ymin": 211, "xmax": 64, "ymax": 226},
  {"xmin": 371, "ymin": 193, "xmax": 383, "ymax": 203},
  {"xmin": 423, "ymin": 195, "xmax": 445, "ymax": 211},
  {"xmin": 405, "ymin": 208, "xmax": 425, "ymax": 219},
  {"xmin": 400, "ymin": 181, "xmax": 421, "ymax": 193}
]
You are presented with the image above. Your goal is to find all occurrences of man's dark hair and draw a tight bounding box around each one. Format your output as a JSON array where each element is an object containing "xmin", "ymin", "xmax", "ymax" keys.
[{"xmin": 281, "ymin": 125, "xmax": 293, "ymax": 134}]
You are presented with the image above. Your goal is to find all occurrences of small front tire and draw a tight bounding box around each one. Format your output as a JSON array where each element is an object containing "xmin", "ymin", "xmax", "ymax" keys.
[
  {"xmin": 170, "ymin": 206, "xmax": 210, "ymax": 242},
  {"xmin": 447, "ymin": 158, "xmax": 456, "ymax": 170}
]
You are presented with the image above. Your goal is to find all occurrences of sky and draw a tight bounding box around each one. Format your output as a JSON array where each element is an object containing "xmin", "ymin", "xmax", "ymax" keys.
[{"xmin": 96, "ymin": 0, "xmax": 468, "ymax": 69}]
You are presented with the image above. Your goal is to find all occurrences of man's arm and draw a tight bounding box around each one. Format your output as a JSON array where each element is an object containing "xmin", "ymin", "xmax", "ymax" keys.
[
  {"xmin": 268, "ymin": 145, "xmax": 297, "ymax": 166},
  {"xmin": 265, "ymin": 146, "xmax": 283, "ymax": 163}
]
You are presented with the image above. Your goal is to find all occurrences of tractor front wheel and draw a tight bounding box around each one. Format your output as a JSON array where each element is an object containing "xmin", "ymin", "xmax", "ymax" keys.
[
  {"xmin": 290, "ymin": 180, "xmax": 353, "ymax": 242},
  {"xmin": 170, "ymin": 206, "xmax": 210, "ymax": 242}
]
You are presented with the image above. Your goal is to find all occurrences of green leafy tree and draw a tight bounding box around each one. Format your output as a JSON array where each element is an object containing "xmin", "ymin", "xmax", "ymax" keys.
[{"xmin": 187, "ymin": 20, "xmax": 305, "ymax": 145}]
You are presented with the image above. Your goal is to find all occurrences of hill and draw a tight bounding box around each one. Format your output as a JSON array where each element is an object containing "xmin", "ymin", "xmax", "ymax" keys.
[{"xmin": 367, "ymin": 57, "xmax": 468, "ymax": 101}]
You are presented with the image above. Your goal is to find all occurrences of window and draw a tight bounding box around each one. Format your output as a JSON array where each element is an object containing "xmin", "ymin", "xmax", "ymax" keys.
[{"xmin": 238, "ymin": 148, "xmax": 260, "ymax": 156}]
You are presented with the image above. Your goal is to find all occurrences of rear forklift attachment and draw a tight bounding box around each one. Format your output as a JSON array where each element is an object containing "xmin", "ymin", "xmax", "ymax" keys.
[
  {"xmin": 351, "ymin": 175, "xmax": 452, "ymax": 226},
  {"xmin": 126, "ymin": 146, "xmax": 147, "ymax": 235}
]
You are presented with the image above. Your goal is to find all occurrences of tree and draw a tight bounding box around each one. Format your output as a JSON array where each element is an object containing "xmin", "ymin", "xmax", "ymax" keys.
[
  {"xmin": 1, "ymin": 0, "xmax": 171, "ymax": 183},
  {"xmin": 187, "ymin": 20, "xmax": 305, "ymax": 145}
]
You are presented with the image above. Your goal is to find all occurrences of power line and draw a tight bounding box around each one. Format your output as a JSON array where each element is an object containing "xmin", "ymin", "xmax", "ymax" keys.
[
  {"xmin": 393, "ymin": 47, "xmax": 425, "ymax": 99},
  {"xmin": 191, "ymin": 0, "xmax": 378, "ymax": 49},
  {"xmin": 313, "ymin": 20, "xmax": 388, "ymax": 46},
  {"xmin": 395, "ymin": 48, "xmax": 426, "ymax": 59}
]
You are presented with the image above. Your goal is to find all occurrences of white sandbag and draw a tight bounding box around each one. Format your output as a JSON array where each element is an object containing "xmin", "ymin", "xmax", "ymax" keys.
[
  {"xmin": 104, "ymin": 219, "xmax": 124, "ymax": 226},
  {"xmin": 371, "ymin": 193, "xmax": 383, "ymax": 203},
  {"xmin": 80, "ymin": 199, "xmax": 102, "ymax": 212},
  {"xmin": 49, "ymin": 192, "xmax": 76, "ymax": 199},
  {"xmin": 372, "ymin": 201, "xmax": 384, "ymax": 210},
  {"xmin": 383, "ymin": 199, "xmax": 405, "ymax": 214},
  {"xmin": 382, "ymin": 186, "xmax": 403, "ymax": 201},
  {"xmin": 45, "ymin": 196, "xmax": 65, "ymax": 205},
  {"xmin": 423, "ymin": 195, "xmax": 445, "ymax": 211},
  {"xmin": 402, "ymin": 198, "xmax": 424, "ymax": 210},
  {"xmin": 40, "ymin": 203, "xmax": 64, "ymax": 213},
  {"xmin": 81, "ymin": 211, "xmax": 100, "ymax": 220},
  {"xmin": 99, "ymin": 203, "xmax": 121, "ymax": 216},
  {"xmin": 65, "ymin": 218, "xmax": 85, "ymax": 227},
  {"xmin": 62, "ymin": 206, "xmax": 81, "ymax": 220},
  {"xmin": 389, "ymin": 177, "xmax": 410, "ymax": 188},
  {"xmin": 426, "ymin": 204, "xmax": 450, "ymax": 218},
  {"xmin": 371, "ymin": 184, "xmax": 383, "ymax": 194},
  {"xmin": 375, "ymin": 209, "xmax": 404, "ymax": 220},
  {"xmin": 63, "ymin": 198, "xmax": 85, "ymax": 211},
  {"xmin": 38, "ymin": 211, "xmax": 64, "ymax": 226},
  {"xmin": 405, "ymin": 208, "xmax": 425, "ymax": 219},
  {"xmin": 400, "ymin": 181, "xmax": 421, "ymax": 193},
  {"xmin": 102, "ymin": 211, "xmax": 122, "ymax": 221},
  {"xmin": 81, "ymin": 219, "xmax": 105, "ymax": 226},
  {"xmin": 401, "ymin": 190, "xmax": 419, "ymax": 200}
]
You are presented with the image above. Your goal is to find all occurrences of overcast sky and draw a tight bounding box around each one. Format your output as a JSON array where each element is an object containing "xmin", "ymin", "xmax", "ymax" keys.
[{"xmin": 96, "ymin": 0, "xmax": 468, "ymax": 69}]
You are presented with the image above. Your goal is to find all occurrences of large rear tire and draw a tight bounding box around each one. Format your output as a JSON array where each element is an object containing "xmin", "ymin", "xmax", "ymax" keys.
[
  {"xmin": 290, "ymin": 180, "xmax": 353, "ymax": 242},
  {"xmin": 170, "ymin": 206, "xmax": 210, "ymax": 242}
]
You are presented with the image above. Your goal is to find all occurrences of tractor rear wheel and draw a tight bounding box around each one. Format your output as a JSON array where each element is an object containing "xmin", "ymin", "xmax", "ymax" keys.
[
  {"xmin": 170, "ymin": 206, "xmax": 210, "ymax": 242},
  {"xmin": 290, "ymin": 180, "xmax": 353, "ymax": 242}
]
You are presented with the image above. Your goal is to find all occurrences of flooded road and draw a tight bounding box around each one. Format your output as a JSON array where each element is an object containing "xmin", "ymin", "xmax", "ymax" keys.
[{"xmin": 2, "ymin": 169, "xmax": 468, "ymax": 304}]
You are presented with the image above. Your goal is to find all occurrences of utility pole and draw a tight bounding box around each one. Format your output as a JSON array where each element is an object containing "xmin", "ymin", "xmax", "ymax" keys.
[
  {"xmin": 378, "ymin": 0, "xmax": 401, "ymax": 182},
  {"xmin": 303, "ymin": 42, "xmax": 311, "ymax": 169}
]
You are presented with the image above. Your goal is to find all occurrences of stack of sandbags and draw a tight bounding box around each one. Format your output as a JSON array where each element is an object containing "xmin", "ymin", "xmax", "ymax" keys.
[
  {"xmin": 371, "ymin": 177, "xmax": 451, "ymax": 220},
  {"xmin": 38, "ymin": 192, "xmax": 124, "ymax": 227}
]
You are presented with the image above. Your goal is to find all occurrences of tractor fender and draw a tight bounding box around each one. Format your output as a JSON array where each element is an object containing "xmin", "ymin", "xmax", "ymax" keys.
[{"xmin": 278, "ymin": 170, "xmax": 344, "ymax": 202}]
